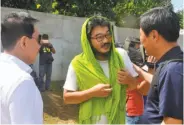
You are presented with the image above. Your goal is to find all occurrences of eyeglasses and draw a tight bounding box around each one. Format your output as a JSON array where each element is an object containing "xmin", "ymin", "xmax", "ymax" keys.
[
  {"xmin": 91, "ymin": 33, "xmax": 112, "ymax": 43},
  {"xmin": 27, "ymin": 36, "xmax": 40, "ymax": 44}
]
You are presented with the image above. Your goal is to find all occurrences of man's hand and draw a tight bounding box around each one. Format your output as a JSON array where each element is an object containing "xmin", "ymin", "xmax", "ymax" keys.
[
  {"xmin": 133, "ymin": 63, "xmax": 153, "ymax": 83},
  {"xmin": 137, "ymin": 80, "xmax": 150, "ymax": 95},
  {"xmin": 133, "ymin": 64, "xmax": 144, "ymax": 79},
  {"xmin": 162, "ymin": 117, "xmax": 182, "ymax": 124},
  {"xmin": 118, "ymin": 69, "xmax": 135, "ymax": 84},
  {"xmin": 47, "ymin": 43, "xmax": 52, "ymax": 47},
  {"xmin": 48, "ymin": 43, "xmax": 56, "ymax": 54},
  {"xmin": 63, "ymin": 84, "xmax": 112, "ymax": 104},
  {"xmin": 90, "ymin": 84, "xmax": 112, "ymax": 97},
  {"xmin": 147, "ymin": 56, "xmax": 157, "ymax": 63},
  {"xmin": 117, "ymin": 69, "xmax": 138, "ymax": 91}
]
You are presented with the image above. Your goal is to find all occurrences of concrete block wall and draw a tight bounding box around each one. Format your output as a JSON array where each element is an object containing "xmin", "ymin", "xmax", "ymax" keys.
[{"xmin": 1, "ymin": 7, "xmax": 183, "ymax": 81}]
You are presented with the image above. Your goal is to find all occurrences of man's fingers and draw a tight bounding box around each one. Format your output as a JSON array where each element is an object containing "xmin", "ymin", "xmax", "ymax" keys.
[
  {"xmin": 118, "ymin": 78, "xmax": 128, "ymax": 84},
  {"xmin": 118, "ymin": 70, "xmax": 128, "ymax": 76},
  {"xmin": 117, "ymin": 73, "xmax": 125, "ymax": 79},
  {"xmin": 118, "ymin": 74, "xmax": 124, "ymax": 80},
  {"xmin": 150, "ymin": 56, "xmax": 155, "ymax": 62},
  {"xmin": 147, "ymin": 56, "xmax": 152, "ymax": 62},
  {"xmin": 118, "ymin": 79, "xmax": 122, "ymax": 84},
  {"xmin": 103, "ymin": 84, "xmax": 111, "ymax": 89},
  {"xmin": 104, "ymin": 88, "xmax": 112, "ymax": 93},
  {"xmin": 148, "ymin": 56, "xmax": 157, "ymax": 63},
  {"xmin": 153, "ymin": 58, "xmax": 157, "ymax": 63},
  {"xmin": 118, "ymin": 70, "xmax": 125, "ymax": 74}
]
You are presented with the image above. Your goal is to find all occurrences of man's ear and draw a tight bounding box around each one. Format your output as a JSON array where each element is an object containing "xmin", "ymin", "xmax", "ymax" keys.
[
  {"xmin": 149, "ymin": 30, "xmax": 159, "ymax": 43},
  {"xmin": 19, "ymin": 36, "xmax": 28, "ymax": 50}
]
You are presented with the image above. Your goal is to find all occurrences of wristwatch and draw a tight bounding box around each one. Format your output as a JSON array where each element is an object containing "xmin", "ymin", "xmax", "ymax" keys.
[{"xmin": 146, "ymin": 62, "xmax": 155, "ymax": 69}]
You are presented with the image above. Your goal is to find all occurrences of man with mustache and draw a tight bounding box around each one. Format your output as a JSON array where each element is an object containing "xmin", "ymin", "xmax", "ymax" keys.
[{"xmin": 63, "ymin": 16, "xmax": 140, "ymax": 124}]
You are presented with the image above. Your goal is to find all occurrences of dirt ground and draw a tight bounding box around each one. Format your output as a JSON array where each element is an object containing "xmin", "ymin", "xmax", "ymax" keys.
[{"xmin": 41, "ymin": 81, "xmax": 79, "ymax": 124}]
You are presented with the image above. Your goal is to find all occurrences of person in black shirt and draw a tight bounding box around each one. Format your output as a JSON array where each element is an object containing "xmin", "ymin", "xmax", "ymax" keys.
[{"xmin": 39, "ymin": 34, "xmax": 56, "ymax": 91}]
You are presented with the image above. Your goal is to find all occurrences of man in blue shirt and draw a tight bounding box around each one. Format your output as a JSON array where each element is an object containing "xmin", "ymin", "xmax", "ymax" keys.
[{"xmin": 133, "ymin": 7, "xmax": 183, "ymax": 124}]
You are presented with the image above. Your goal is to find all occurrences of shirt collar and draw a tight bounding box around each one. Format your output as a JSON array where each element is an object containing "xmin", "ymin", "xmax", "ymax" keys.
[
  {"xmin": 156, "ymin": 46, "xmax": 183, "ymax": 68},
  {"xmin": 0, "ymin": 53, "xmax": 32, "ymax": 74}
]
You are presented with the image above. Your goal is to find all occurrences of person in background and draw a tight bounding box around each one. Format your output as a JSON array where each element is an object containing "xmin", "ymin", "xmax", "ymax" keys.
[
  {"xmin": 39, "ymin": 34, "xmax": 56, "ymax": 91},
  {"xmin": 30, "ymin": 64, "xmax": 40, "ymax": 88},
  {"xmin": 117, "ymin": 37, "xmax": 150, "ymax": 124},
  {"xmin": 126, "ymin": 37, "xmax": 143, "ymax": 67},
  {"xmin": 30, "ymin": 34, "xmax": 42, "ymax": 89}
]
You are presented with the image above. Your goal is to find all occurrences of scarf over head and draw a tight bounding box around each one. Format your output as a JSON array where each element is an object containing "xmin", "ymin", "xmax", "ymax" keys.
[{"xmin": 71, "ymin": 16, "xmax": 127, "ymax": 124}]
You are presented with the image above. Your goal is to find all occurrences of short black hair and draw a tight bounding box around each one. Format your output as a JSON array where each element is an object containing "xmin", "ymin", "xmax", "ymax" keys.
[
  {"xmin": 86, "ymin": 16, "xmax": 111, "ymax": 41},
  {"xmin": 126, "ymin": 37, "xmax": 140, "ymax": 47},
  {"xmin": 42, "ymin": 34, "xmax": 49, "ymax": 40},
  {"xmin": 1, "ymin": 12, "xmax": 38, "ymax": 50},
  {"xmin": 140, "ymin": 7, "xmax": 180, "ymax": 42}
]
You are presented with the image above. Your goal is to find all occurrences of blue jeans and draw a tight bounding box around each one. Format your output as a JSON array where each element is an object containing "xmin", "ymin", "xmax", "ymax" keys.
[
  {"xmin": 126, "ymin": 115, "xmax": 141, "ymax": 124},
  {"xmin": 39, "ymin": 63, "xmax": 52, "ymax": 90}
]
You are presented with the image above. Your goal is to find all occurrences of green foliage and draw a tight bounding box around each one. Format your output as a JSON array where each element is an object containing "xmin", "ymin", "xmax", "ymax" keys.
[
  {"xmin": 2, "ymin": 0, "xmax": 176, "ymax": 28},
  {"xmin": 54, "ymin": 0, "xmax": 118, "ymax": 19},
  {"xmin": 176, "ymin": 10, "xmax": 184, "ymax": 29},
  {"xmin": 113, "ymin": 0, "xmax": 172, "ymax": 27},
  {"xmin": 34, "ymin": 0, "xmax": 53, "ymax": 13},
  {"xmin": 1, "ymin": 0, "xmax": 35, "ymax": 10}
]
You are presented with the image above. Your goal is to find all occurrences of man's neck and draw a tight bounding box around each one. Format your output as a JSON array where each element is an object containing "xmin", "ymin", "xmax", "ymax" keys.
[
  {"xmin": 155, "ymin": 42, "xmax": 178, "ymax": 61},
  {"xmin": 95, "ymin": 53, "xmax": 109, "ymax": 61},
  {"xmin": 4, "ymin": 50, "xmax": 28, "ymax": 64}
]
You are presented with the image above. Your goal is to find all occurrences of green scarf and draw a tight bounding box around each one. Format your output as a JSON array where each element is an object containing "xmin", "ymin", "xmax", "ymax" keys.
[{"xmin": 71, "ymin": 17, "xmax": 127, "ymax": 124}]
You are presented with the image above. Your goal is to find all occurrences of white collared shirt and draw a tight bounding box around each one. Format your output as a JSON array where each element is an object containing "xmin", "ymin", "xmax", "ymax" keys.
[{"xmin": 0, "ymin": 53, "xmax": 43, "ymax": 124}]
